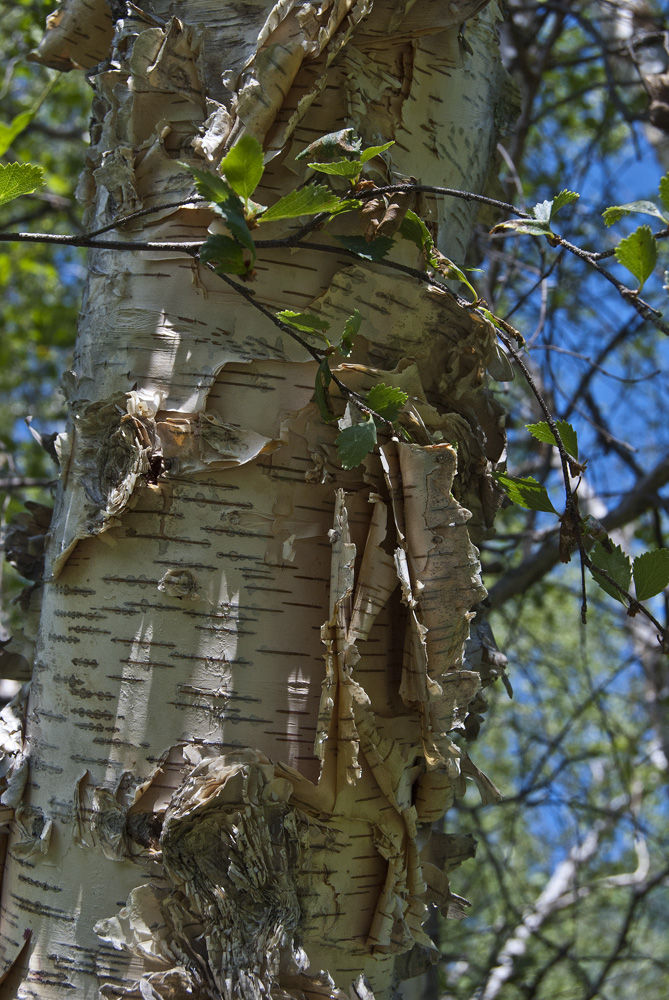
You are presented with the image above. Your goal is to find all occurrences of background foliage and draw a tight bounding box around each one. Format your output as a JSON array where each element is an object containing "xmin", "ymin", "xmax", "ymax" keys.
[{"xmin": 1, "ymin": 1, "xmax": 668, "ymax": 997}]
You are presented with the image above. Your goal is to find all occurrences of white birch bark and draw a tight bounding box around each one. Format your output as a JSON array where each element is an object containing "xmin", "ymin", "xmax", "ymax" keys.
[{"xmin": 0, "ymin": 1, "xmax": 512, "ymax": 997}]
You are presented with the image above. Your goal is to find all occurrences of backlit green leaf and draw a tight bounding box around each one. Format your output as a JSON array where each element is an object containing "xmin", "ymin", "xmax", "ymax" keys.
[
  {"xmin": 659, "ymin": 173, "xmax": 669, "ymax": 213},
  {"xmin": 308, "ymin": 140, "xmax": 394, "ymax": 180},
  {"xmin": 0, "ymin": 78, "xmax": 56, "ymax": 158},
  {"xmin": 0, "ymin": 162, "xmax": 45, "ymax": 208},
  {"xmin": 526, "ymin": 420, "xmax": 578, "ymax": 459},
  {"xmin": 590, "ymin": 542, "xmax": 631, "ymax": 604},
  {"xmin": 614, "ymin": 225, "xmax": 657, "ymax": 291},
  {"xmin": 633, "ymin": 549, "xmax": 669, "ymax": 601},
  {"xmin": 0, "ymin": 111, "xmax": 33, "ymax": 158},
  {"xmin": 309, "ymin": 159, "xmax": 365, "ymax": 179},
  {"xmin": 550, "ymin": 190, "xmax": 579, "ymax": 217},
  {"xmin": 359, "ymin": 141, "xmax": 394, "ymax": 164},
  {"xmin": 259, "ymin": 184, "xmax": 349, "ymax": 222},
  {"xmin": 220, "ymin": 134, "xmax": 264, "ymax": 201}
]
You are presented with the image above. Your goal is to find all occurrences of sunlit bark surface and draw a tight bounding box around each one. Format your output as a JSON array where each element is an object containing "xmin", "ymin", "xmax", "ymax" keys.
[{"xmin": 0, "ymin": 1, "xmax": 511, "ymax": 996}]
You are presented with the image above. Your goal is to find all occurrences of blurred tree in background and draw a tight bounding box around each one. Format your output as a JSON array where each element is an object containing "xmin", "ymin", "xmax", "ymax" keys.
[{"xmin": 1, "ymin": 1, "xmax": 668, "ymax": 998}]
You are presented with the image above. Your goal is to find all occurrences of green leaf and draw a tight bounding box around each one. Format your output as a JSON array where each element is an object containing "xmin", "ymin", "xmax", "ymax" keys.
[
  {"xmin": 340, "ymin": 310, "xmax": 362, "ymax": 357},
  {"xmin": 399, "ymin": 209, "xmax": 434, "ymax": 256},
  {"xmin": 602, "ymin": 200, "xmax": 667, "ymax": 227},
  {"xmin": 336, "ymin": 415, "xmax": 377, "ymax": 469},
  {"xmin": 0, "ymin": 78, "xmax": 57, "ymax": 158},
  {"xmin": 550, "ymin": 190, "xmax": 579, "ymax": 217},
  {"xmin": 436, "ymin": 256, "xmax": 478, "ymax": 298},
  {"xmin": 185, "ymin": 163, "xmax": 234, "ymax": 205},
  {"xmin": 491, "ymin": 218, "xmax": 553, "ymax": 238},
  {"xmin": 334, "ymin": 234, "xmax": 394, "ymax": 260},
  {"xmin": 220, "ymin": 134, "xmax": 264, "ymax": 201},
  {"xmin": 277, "ymin": 310, "xmax": 330, "ymax": 344},
  {"xmin": 0, "ymin": 162, "xmax": 45, "ymax": 208},
  {"xmin": 259, "ymin": 183, "xmax": 350, "ymax": 222},
  {"xmin": 314, "ymin": 358, "xmax": 335, "ymax": 423},
  {"xmin": 366, "ymin": 383, "xmax": 408, "ymax": 422},
  {"xmin": 359, "ymin": 141, "xmax": 394, "ymax": 164},
  {"xmin": 590, "ymin": 541, "xmax": 631, "ymax": 604},
  {"xmin": 183, "ymin": 164, "xmax": 255, "ymax": 252},
  {"xmin": 632, "ymin": 549, "xmax": 669, "ymax": 601},
  {"xmin": 614, "ymin": 225, "xmax": 657, "ymax": 291},
  {"xmin": 659, "ymin": 174, "xmax": 669, "ymax": 214},
  {"xmin": 185, "ymin": 167, "xmax": 254, "ymax": 256},
  {"xmin": 495, "ymin": 473, "xmax": 557, "ymax": 513},
  {"xmin": 0, "ymin": 111, "xmax": 34, "ymax": 158},
  {"xmin": 526, "ymin": 420, "xmax": 578, "ymax": 459},
  {"xmin": 199, "ymin": 235, "xmax": 253, "ymax": 276},
  {"xmin": 309, "ymin": 140, "xmax": 394, "ymax": 178},
  {"xmin": 309, "ymin": 159, "xmax": 366, "ymax": 179}
]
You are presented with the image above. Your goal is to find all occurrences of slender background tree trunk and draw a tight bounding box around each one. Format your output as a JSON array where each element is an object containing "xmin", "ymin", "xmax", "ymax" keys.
[{"xmin": 0, "ymin": 1, "xmax": 512, "ymax": 996}]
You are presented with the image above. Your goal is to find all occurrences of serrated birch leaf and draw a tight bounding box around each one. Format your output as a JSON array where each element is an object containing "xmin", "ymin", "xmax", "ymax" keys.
[
  {"xmin": 334, "ymin": 235, "xmax": 394, "ymax": 260},
  {"xmin": 339, "ymin": 310, "xmax": 362, "ymax": 357},
  {"xmin": 336, "ymin": 415, "xmax": 377, "ymax": 469},
  {"xmin": 309, "ymin": 159, "xmax": 365, "ymax": 179},
  {"xmin": 184, "ymin": 163, "xmax": 233, "ymax": 205},
  {"xmin": 314, "ymin": 359, "xmax": 335, "ymax": 422},
  {"xmin": 277, "ymin": 310, "xmax": 330, "ymax": 332},
  {"xmin": 491, "ymin": 218, "xmax": 553, "ymax": 237},
  {"xmin": 526, "ymin": 420, "xmax": 578, "ymax": 458},
  {"xmin": 0, "ymin": 162, "xmax": 45, "ymax": 207},
  {"xmin": 590, "ymin": 542, "xmax": 631, "ymax": 604},
  {"xmin": 277, "ymin": 310, "xmax": 330, "ymax": 338},
  {"xmin": 614, "ymin": 225, "xmax": 657, "ymax": 290},
  {"xmin": 220, "ymin": 134, "xmax": 264, "ymax": 200},
  {"xmin": 633, "ymin": 549, "xmax": 669, "ymax": 600},
  {"xmin": 199, "ymin": 235, "xmax": 253, "ymax": 276},
  {"xmin": 550, "ymin": 190, "xmax": 579, "ymax": 217},
  {"xmin": 496, "ymin": 473, "xmax": 557, "ymax": 513},
  {"xmin": 259, "ymin": 184, "xmax": 349, "ymax": 222},
  {"xmin": 359, "ymin": 141, "xmax": 394, "ymax": 164},
  {"xmin": 659, "ymin": 174, "xmax": 669, "ymax": 213},
  {"xmin": 309, "ymin": 143, "xmax": 392, "ymax": 177},
  {"xmin": 602, "ymin": 201, "xmax": 667, "ymax": 226},
  {"xmin": 366, "ymin": 384, "xmax": 408, "ymax": 422}
]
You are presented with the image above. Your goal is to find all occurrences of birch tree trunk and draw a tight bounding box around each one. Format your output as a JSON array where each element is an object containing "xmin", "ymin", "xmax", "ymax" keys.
[{"xmin": 0, "ymin": 1, "xmax": 512, "ymax": 997}]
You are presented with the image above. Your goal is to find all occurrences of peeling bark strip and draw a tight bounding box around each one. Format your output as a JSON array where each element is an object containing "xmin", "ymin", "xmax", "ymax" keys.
[{"xmin": 0, "ymin": 0, "xmax": 511, "ymax": 997}]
